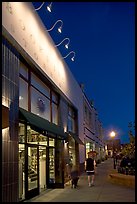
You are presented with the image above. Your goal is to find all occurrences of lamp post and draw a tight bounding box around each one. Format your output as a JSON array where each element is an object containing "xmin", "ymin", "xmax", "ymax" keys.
[{"xmin": 110, "ymin": 131, "xmax": 116, "ymax": 169}]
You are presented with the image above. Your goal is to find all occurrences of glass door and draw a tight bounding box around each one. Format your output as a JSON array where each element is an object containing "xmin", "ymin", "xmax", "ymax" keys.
[
  {"xmin": 48, "ymin": 148, "xmax": 55, "ymax": 185},
  {"xmin": 26, "ymin": 145, "xmax": 39, "ymax": 200},
  {"xmin": 18, "ymin": 144, "xmax": 25, "ymax": 201},
  {"xmin": 47, "ymin": 139, "xmax": 64, "ymax": 188},
  {"xmin": 39, "ymin": 146, "xmax": 46, "ymax": 192}
]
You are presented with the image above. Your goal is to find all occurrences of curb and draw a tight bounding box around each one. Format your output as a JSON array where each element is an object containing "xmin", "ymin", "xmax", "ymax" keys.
[{"xmin": 108, "ymin": 172, "xmax": 135, "ymax": 189}]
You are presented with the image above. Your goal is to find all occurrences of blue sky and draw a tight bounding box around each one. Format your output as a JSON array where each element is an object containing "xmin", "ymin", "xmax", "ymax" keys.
[{"xmin": 32, "ymin": 2, "xmax": 135, "ymax": 144}]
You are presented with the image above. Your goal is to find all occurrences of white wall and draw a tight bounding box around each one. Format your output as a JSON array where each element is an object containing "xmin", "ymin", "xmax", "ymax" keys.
[{"xmin": 2, "ymin": 2, "xmax": 85, "ymax": 163}]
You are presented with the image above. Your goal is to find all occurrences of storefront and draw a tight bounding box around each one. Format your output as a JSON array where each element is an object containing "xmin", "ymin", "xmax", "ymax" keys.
[
  {"xmin": 2, "ymin": 2, "xmax": 85, "ymax": 202},
  {"xmin": 18, "ymin": 108, "xmax": 66, "ymax": 200},
  {"xmin": 64, "ymin": 131, "xmax": 84, "ymax": 182}
]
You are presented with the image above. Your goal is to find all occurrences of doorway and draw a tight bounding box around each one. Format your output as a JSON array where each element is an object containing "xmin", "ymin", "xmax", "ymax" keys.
[{"xmin": 25, "ymin": 145, "xmax": 39, "ymax": 200}]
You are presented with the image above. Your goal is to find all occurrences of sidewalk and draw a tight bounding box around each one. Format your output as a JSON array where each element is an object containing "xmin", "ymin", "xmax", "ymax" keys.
[{"xmin": 25, "ymin": 158, "xmax": 135, "ymax": 202}]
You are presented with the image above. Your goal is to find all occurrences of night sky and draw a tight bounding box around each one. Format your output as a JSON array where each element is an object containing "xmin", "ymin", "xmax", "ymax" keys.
[{"xmin": 32, "ymin": 2, "xmax": 135, "ymax": 144}]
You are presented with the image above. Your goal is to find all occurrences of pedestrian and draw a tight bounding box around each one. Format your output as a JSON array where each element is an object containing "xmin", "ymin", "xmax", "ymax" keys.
[
  {"xmin": 70, "ymin": 165, "xmax": 79, "ymax": 188},
  {"xmin": 85, "ymin": 153, "xmax": 96, "ymax": 187}
]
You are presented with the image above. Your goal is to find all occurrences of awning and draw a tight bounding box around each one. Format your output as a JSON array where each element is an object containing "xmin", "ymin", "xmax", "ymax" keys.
[
  {"xmin": 19, "ymin": 107, "xmax": 66, "ymax": 140},
  {"xmin": 67, "ymin": 131, "xmax": 85, "ymax": 145}
]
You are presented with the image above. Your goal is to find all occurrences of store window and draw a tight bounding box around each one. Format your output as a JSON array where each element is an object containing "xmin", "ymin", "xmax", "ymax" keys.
[
  {"xmin": 67, "ymin": 106, "xmax": 76, "ymax": 133},
  {"xmin": 31, "ymin": 73, "xmax": 50, "ymax": 98},
  {"xmin": 27, "ymin": 126, "xmax": 48, "ymax": 145},
  {"xmin": 20, "ymin": 62, "xmax": 28, "ymax": 80},
  {"xmin": 51, "ymin": 92, "xmax": 58, "ymax": 125},
  {"xmin": 49, "ymin": 148, "xmax": 55, "ymax": 183},
  {"xmin": 19, "ymin": 123, "xmax": 25, "ymax": 143},
  {"xmin": 55, "ymin": 139, "xmax": 64, "ymax": 183},
  {"xmin": 19, "ymin": 78, "xmax": 28, "ymax": 110},
  {"xmin": 31, "ymin": 87, "xmax": 50, "ymax": 121},
  {"xmin": 68, "ymin": 136, "xmax": 76, "ymax": 167}
]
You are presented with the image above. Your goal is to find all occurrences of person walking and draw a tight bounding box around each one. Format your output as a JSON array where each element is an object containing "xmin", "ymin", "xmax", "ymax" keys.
[
  {"xmin": 70, "ymin": 165, "xmax": 79, "ymax": 188},
  {"xmin": 85, "ymin": 152, "xmax": 96, "ymax": 187}
]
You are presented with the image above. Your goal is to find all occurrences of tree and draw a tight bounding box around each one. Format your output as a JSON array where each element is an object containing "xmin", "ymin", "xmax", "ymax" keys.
[{"xmin": 121, "ymin": 122, "xmax": 135, "ymax": 158}]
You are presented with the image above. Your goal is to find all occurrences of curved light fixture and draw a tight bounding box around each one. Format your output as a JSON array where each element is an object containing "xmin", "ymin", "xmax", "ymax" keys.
[
  {"xmin": 35, "ymin": 2, "xmax": 45, "ymax": 11},
  {"xmin": 63, "ymin": 51, "xmax": 75, "ymax": 61},
  {"xmin": 47, "ymin": 19, "xmax": 63, "ymax": 33},
  {"xmin": 35, "ymin": 2, "xmax": 52, "ymax": 12},
  {"xmin": 55, "ymin": 38, "xmax": 70, "ymax": 49}
]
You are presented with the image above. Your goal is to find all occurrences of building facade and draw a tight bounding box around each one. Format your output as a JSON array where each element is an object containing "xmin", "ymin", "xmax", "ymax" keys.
[
  {"xmin": 2, "ymin": 2, "xmax": 85, "ymax": 202},
  {"xmin": 82, "ymin": 93, "xmax": 106, "ymax": 162},
  {"xmin": 2, "ymin": 2, "xmax": 105, "ymax": 202}
]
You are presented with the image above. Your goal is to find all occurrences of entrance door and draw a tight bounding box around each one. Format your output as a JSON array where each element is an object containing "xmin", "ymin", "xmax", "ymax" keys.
[
  {"xmin": 47, "ymin": 143, "xmax": 64, "ymax": 188},
  {"xmin": 47, "ymin": 147, "xmax": 55, "ymax": 187},
  {"xmin": 26, "ymin": 145, "xmax": 39, "ymax": 200}
]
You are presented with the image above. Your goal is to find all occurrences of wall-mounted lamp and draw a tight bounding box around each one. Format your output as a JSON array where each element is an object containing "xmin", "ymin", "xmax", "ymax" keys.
[
  {"xmin": 34, "ymin": 2, "xmax": 52, "ymax": 12},
  {"xmin": 47, "ymin": 19, "xmax": 63, "ymax": 33},
  {"xmin": 47, "ymin": 2, "xmax": 52, "ymax": 12},
  {"xmin": 55, "ymin": 38, "xmax": 70, "ymax": 49},
  {"xmin": 63, "ymin": 51, "xmax": 75, "ymax": 61}
]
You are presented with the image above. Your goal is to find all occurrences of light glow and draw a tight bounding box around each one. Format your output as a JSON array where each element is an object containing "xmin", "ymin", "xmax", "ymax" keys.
[{"xmin": 110, "ymin": 131, "xmax": 116, "ymax": 137}]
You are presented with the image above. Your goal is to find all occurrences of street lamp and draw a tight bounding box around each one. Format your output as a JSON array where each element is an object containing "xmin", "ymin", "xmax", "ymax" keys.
[
  {"xmin": 110, "ymin": 131, "xmax": 116, "ymax": 169},
  {"xmin": 47, "ymin": 19, "xmax": 63, "ymax": 33},
  {"xmin": 63, "ymin": 51, "xmax": 75, "ymax": 61},
  {"xmin": 55, "ymin": 38, "xmax": 70, "ymax": 49}
]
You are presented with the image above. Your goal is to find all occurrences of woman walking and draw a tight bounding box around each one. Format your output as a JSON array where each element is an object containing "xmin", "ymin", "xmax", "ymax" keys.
[{"xmin": 85, "ymin": 152, "xmax": 96, "ymax": 187}]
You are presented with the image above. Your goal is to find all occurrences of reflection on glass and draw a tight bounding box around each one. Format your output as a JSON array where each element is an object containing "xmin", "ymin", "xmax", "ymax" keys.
[
  {"xmin": 31, "ymin": 87, "xmax": 50, "ymax": 121},
  {"xmin": 20, "ymin": 62, "xmax": 28, "ymax": 79},
  {"xmin": 31, "ymin": 72, "xmax": 50, "ymax": 98},
  {"xmin": 19, "ymin": 78, "xmax": 28, "ymax": 110},
  {"xmin": 19, "ymin": 123, "xmax": 25, "ymax": 143},
  {"xmin": 28, "ymin": 147, "xmax": 38, "ymax": 190},
  {"xmin": 52, "ymin": 103, "xmax": 58, "ymax": 125},
  {"xmin": 68, "ymin": 137, "xmax": 76, "ymax": 167},
  {"xmin": 49, "ymin": 148, "xmax": 55, "ymax": 183}
]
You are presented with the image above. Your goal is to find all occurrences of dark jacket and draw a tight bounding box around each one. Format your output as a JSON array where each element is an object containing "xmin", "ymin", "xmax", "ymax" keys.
[
  {"xmin": 86, "ymin": 158, "xmax": 94, "ymax": 171},
  {"xmin": 70, "ymin": 169, "xmax": 79, "ymax": 179}
]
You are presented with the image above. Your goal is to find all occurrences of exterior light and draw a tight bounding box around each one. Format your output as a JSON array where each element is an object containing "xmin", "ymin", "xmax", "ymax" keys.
[
  {"xmin": 34, "ymin": 2, "xmax": 52, "ymax": 12},
  {"xmin": 47, "ymin": 2, "xmax": 52, "ymax": 13},
  {"xmin": 55, "ymin": 38, "xmax": 70, "ymax": 49},
  {"xmin": 47, "ymin": 19, "xmax": 63, "ymax": 33},
  {"xmin": 110, "ymin": 131, "xmax": 116, "ymax": 169},
  {"xmin": 34, "ymin": 2, "xmax": 45, "ymax": 11},
  {"xmin": 110, "ymin": 131, "xmax": 116, "ymax": 138},
  {"xmin": 63, "ymin": 51, "xmax": 75, "ymax": 61}
]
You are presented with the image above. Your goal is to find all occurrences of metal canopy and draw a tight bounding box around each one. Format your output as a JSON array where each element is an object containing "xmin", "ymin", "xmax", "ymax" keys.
[{"xmin": 19, "ymin": 107, "xmax": 66, "ymax": 140}]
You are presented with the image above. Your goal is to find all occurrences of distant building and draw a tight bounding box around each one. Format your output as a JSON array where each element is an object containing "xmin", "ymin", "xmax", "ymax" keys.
[{"xmin": 106, "ymin": 139, "xmax": 121, "ymax": 156}]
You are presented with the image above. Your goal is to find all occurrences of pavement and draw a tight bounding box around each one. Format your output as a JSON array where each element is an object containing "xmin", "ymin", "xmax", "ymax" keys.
[{"xmin": 25, "ymin": 158, "xmax": 135, "ymax": 202}]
